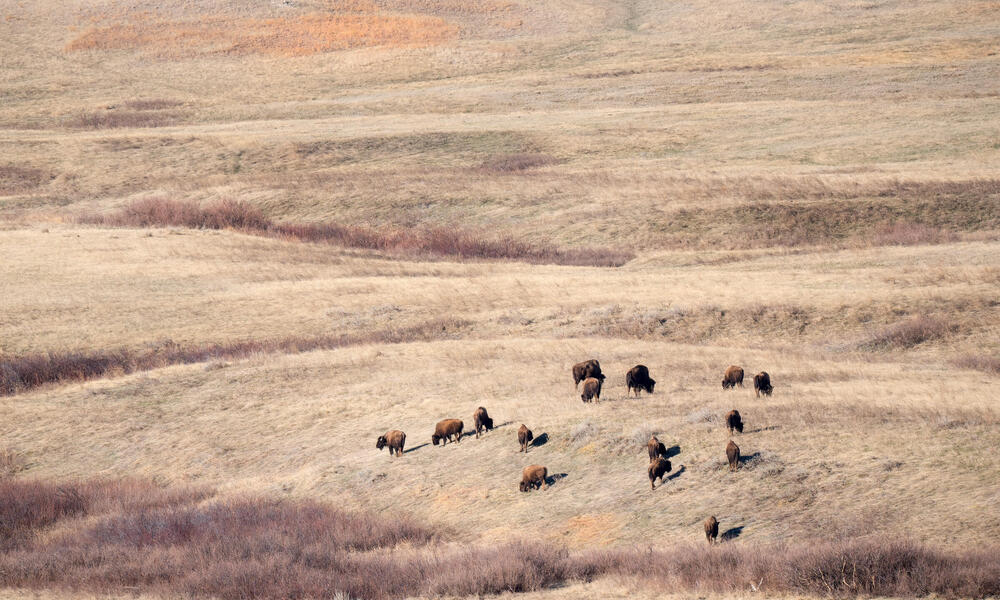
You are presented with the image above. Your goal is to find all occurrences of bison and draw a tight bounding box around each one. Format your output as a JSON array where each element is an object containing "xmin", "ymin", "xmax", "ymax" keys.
[
  {"xmin": 573, "ymin": 359, "xmax": 606, "ymax": 387},
  {"xmin": 473, "ymin": 406, "xmax": 494, "ymax": 438},
  {"xmin": 754, "ymin": 372, "xmax": 773, "ymax": 397},
  {"xmin": 519, "ymin": 465, "xmax": 548, "ymax": 492},
  {"xmin": 726, "ymin": 440, "xmax": 740, "ymax": 471},
  {"xmin": 626, "ymin": 365, "xmax": 656, "ymax": 396},
  {"xmin": 722, "ymin": 365, "xmax": 744, "ymax": 389},
  {"xmin": 648, "ymin": 456, "xmax": 672, "ymax": 489},
  {"xmin": 375, "ymin": 430, "xmax": 406, "ymax": 457},
  {"xmin": 704, "ymin": 516, "xmax": 719, "ymax": 545},
  {"xmin": 647, "ymin": 435, "xmax": 668, "ymax": 461},
  {"xmin": 518, "ymin": 424, "xmax": 534, "ymax": 453},
  {"xmin": 725, "ymin": 410, "xmax": 743, "ymax": 434},
  {"xmin": 432, "ymin": 419, "xmax": 464, "ymax": 446},
  {"xmin": 580, "ymin": 377, "xmax": 602, "ymax": 403}
]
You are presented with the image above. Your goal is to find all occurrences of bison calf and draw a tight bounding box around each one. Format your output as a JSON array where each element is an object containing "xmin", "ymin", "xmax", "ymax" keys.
[
  {"xmin": 725, "ymin": 410, "xmax": 743, "ymax": 434},
  {"xmin": 473, "ymin": 406, "xmax": 494, "ymax": 439},
  {"xmin": 626, "ymin": 364, "xmax": 656, "ymax": 396},
  {"xmin": 722, "ymin": 365, "xmax": 744, "ymax": 389},
  {"xmin": 647, "ymin": 435, "xmax": 667, "ymax": 461},
  {"xmin": 580, "ymin": 377, "xmax": 602, "ymax": 403},
  {"xmin": 648, "ymin": 457, "xmax": 672, "ymax": 489},
  {"xmin": 518, "ymin": 424, "xmax": 534, "ymax": 453},
  {"xmin": 375, "ymin": 430, "xmax": 406, "ymax": 457},
  {"xmin": 704, "ymin": 516, "xmax": 719, "ymax": 545},
  {"xmin": 754, "ymin": 371, "xmax": 773, "ymax": 397},
  {"xmin": 519, "ymin": 465, "xmax": 548, "ymax": 492},
  {"xmin": 726, "ymin": 440, "xmax": 740, "ymax": 471},
  {"xmin": 573, "ymin": 359, "xmax": 605, "ymax": 387},
  {"xmin": 432, "ymin": 419, "xmax": 464, "ymax": 446}
]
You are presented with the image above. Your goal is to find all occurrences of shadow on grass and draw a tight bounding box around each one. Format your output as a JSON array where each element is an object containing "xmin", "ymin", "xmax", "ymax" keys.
[
  {"xmin": 722, "ymin": 525, "xmax": 745, "ymax": 541},
  {"xmin": 532, "ymin": 433, "xmax": 549, "ymax": 448},
  {"xmin": 404, "ymin": 443, "xmax": 429, "ymax": 454},
  {"xmin": 666, "ymin": 465, "xmax": 686, "ymax": 481}
]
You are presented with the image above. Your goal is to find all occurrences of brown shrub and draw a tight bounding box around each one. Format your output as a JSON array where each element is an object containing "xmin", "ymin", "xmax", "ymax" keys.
[
  {"xmin": 479, "ymin": 153, "xmax": 558, "ymax": 173},
  {"xmin": 868, "ymin": 221, "xmax": 958, "ymax": 246},
  {"xmin": 859, "ymin": 315, "xmax": 951, "ymax": 350},
  {"xmin": 66, "ymin": 110, "xmax": 178, "ymax": 129},
  {"xmin": 0, "ymin": 165, "xmax": 50, "ymax": 194},
  {"xmin": 0, "ymin": 318, "xmax": 470, "ymax": 396},
  {"xmin": 80, "ymin": 198, "xmax": 633, "ymax": 266},
  {"xmin": 952, "ymin": 354, "xmax": 1000, "ymax": 375}
]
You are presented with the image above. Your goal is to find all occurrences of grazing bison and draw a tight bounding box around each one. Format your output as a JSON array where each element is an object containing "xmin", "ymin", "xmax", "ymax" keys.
[
  {"xmin": 580, "ymin": 377, "xmax": 602, "ymax": 403},
  {"xmin": 704, "ymin": 516, "xmax": 719, "ymax": 545},
  {"xmin": 519, "ymin": 465, "xmax": 548, "ymax": 492},
  {"xmin": 626, "ymin": 365, "xmax": 656, "ymax": 396},
  {"xmin": 648, "ymin": 456, "xmax": 672, "ymax": 489},
  {"xmin": 518, "ymin": 424, "xmax": 534, "ymax": 453},
  {"xmin": 725, "ymin": 410, "xmax": 743, "ymax": 434},
  {"xmin": 726, "ymin": 440, "xmax": 740, "ymax": 471},
  {"xmin": 473, "ymin": 406, "xmax": 494, "ymax": 439},
  {"xmin": 647, "ymin": 435, "xmax": 668, "ymax": 461},
  {"xmin": 722, "ymin": 365, "xmax": 744, "ymax": 390},
  {"xmin": 375, "ymin": 430, "xmax": 406, "ymax": 457},
  {"xmin": 432, "ymin": 419, "xmax": 464, "ymax": 446},
  {"xmin": 573, "ymin": 359, "xmax": 606, "ymax": 387},
  {"xmin": 754, "ymin": 372, "xmax": 773, "ymax": 397}
]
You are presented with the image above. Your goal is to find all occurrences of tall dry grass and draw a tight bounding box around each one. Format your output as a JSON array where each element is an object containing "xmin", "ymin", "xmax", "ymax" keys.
[
  {"xmin": 0, "ymin": 318, "xmax": 469, "ymax": 396},
  {"xmin": 2, "ymin": 479, "xmax": 998, "ymax": 599},
  {"xmin": 79, "ymin": 198, "xmax": 633, "ymax": 266}
]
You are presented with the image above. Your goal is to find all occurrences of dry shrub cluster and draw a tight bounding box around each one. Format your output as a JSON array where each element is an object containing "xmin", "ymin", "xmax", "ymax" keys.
[
  {"xmin": 0, "ymin": 165, "xmax": 50, "ymax": 194},
  {"xmin": 80, "ymin": 198, "xmax": 633, "ymax": 266},
  {"xmin": 2, "ymin": 479, "xmax": 998, "ymax": 599},
  {"xmin": 66, "ymin": 110, "xmax": 179, "ymax": 129},
  {"xmin": 952, "ymin": 354, "xmax": 1000, "ymax": 375},
  {"xmin": 0, "ymin": 318, "xmax": 469, "ymax": 396},
  {"xmin": 858, "ymin": 316, "xmax": 951, "ymax": 351},
  {"xmin": 868, "ymin": 221, "xmax": 958, "ymax": 246},
  {"xmin": 65, "ymin": 14, "xmax": 458, "ymax": 57},
  {"xmin": 479, "ymin": 153, "xmax": 558, "ymax": 173}
]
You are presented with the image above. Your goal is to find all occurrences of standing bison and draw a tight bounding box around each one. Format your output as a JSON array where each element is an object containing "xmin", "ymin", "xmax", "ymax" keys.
[
  {"xmin": 580, "ymin": 377, "xmax": 602, "ymax": 403},
  {"xmin": 722, "ymin": 365, "xmax": 744, "ymax": 389},
  {"xmin": 754, "ymin": 372, "xmax": 773, "ymax": 397},
  {"xmin": 647, "ymin": 435, "xmax": 668, "ymax": 461},
  {"xmin": 473, "ymin": 406, "xmax": 494, "ymax": 438},
  {"xmin": 726, "ymin": 440, "xmax": 740, "ymax": 471},
  {"xmin": 704, "ymin": 516, "xmax": 719, "ymax": 545},
  {"xmin": 626, "ymin": 365, "xmax": 656, "ymax": 396},
  {"xmin": 519, "ymin": 465, "xmax": 548, "ymax": 491},
  {"xmin": 375, "ymin": 430, "xmax": 406, "ymax": 457},
  {"xmin": 432, "ymin": 419, "xmax": 464, "ymax": 446},
  {"xmin": 648, "ymin": 456, "xmax": 672, "ymax": 489},
  {"xmin": 518, "ymin": 424, "xmax": 534, "ymax": 452},
  {"xmin": 725, "ymin": 410, "xmax": 743, "ymax": 434},
  {"xmin": 573, "ymin": 359, "xmax": 606, "ymax": 387}
]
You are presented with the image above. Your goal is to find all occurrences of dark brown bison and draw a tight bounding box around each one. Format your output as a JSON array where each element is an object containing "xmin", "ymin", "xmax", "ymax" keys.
[
  {"xmin": 726, "ymin": 440, "xmax": 740, "ymax": 471},
  {"xmin": 375, "ymin": 430, "xmax": 406, "ymax": 457},
  {"xmin": 519, "ymin": 465, "xmax": 548, "ymax": 492},
  {"xmin": 626, "ymin": 365, "xmax": 655, "ymax": 396},
  {"xmin": 722, "ymin": 365, "xmax": 744, "ymax": 389},
  {"xmin": 647, "ymin": 435, "xmax": 667, "ymax": 461},
  {"xmin": 580, "ymin": 377, "xmax": 602, "ymax": 403},
  {"xmin": 648, "ymin": 456, "xmax": 672, "ymax": 489},
  {"xmin": 518, "ymin": 424, "xmax": 534, "ymax": 453},
  {"xmin": 754, "ymin": 372, "xmax": 773, "ymax": 397},
  {"xmin": 473, "ymin": 406, "xmax": 494, "ymax": 438},
  {"xmin": 725, "ymin": 410, "xmax": 743, "ymax": 434},
  {"xmin": 432, "ymin": 419, "xmax": 464, "ymax": 446},
  {"xmin": 573, "ymin": 359, "xmax": 605, "ymax": 387},
  {"xmin": 704, "ymin": 516, "xmax": 719, "ymax": 545}
]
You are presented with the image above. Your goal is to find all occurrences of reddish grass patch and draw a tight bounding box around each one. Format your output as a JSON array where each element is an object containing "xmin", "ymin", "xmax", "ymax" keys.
[
  {"xmin": 0, "ymin": 318, "xmax": 469, "ymax": 396},
  {"xmin": 859, "ymin": 315, "xmax": 952, "ymax": 350},
  {"xmin": 66, "ymin": 110, "xmax": 180, "ymax": 129},
  {"xmin": 2, "ymin": 479, "xmax": 998, "ymax": 599},
  {"xmin": 79, "ymin": 197, "xmax": 633, "ymax": 266},
  {"xmin": 952, "ymin": 354, "xmax": 1000, "ymax": 375},
  {"xmin": 868, "ymin": 221, "xmax": 958, "ymax": 246},
  {"xmin": 479, "ymin": 153, "xmax": 559, "ymax": 173},
  {"xmin": 0, "ymin": 165, "xmax": 50, "ymax": 194}
]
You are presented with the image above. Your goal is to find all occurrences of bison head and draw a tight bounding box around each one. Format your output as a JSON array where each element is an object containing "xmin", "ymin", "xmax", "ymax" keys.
[
  {"xmin": 484, "ymin": 417, "xmax": 494, "ymax": 431},
  {"xmin": 735, "ymin": 421, "xmax": 744, "ymax": 433},
  {"xmin": 432, "ymin": 434, "xmax": 441, "ymax": 446},
  {"xmin": 376, "ymin": 436, "xmax": 387, "ymax": 450},
  {"xmin": 645, "ymin": 379, "xmax": 656, "ymax": 393}
]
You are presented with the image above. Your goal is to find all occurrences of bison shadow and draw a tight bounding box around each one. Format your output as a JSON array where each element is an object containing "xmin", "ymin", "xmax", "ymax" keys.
[
  {"xmin": 665, "ymin": 465, "xmax": 685, "ymax": 481},
  {"xmin": 544, "ymin": 473, "xmax": 569, "ymax": 487},
  {"xmin": 664, "ymin": 445, "xmax": 680, "ymax": 459},
  {"xmin": 721, "ymin": 525, "xmax": 744, "ymax": 542},
  {"xmin": 404, "ymin": 443, "xmax": 429, "ymax": 454},
  {"xmin": 739, "ymin": 452, "xmax": 762, "ymax": 466},
  {"xmin": 744, "ymin": 425, "xmax": 780, "ymax": 434},
  {"xmin": 532, "ymin": 433, "xmax": 549, "ymax": 448}
]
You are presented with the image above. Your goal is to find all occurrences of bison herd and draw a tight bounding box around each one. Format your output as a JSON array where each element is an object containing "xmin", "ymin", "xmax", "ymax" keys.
[{"xmin": 375, "ymin": 358, "xmax": 774, "ymax": 542}]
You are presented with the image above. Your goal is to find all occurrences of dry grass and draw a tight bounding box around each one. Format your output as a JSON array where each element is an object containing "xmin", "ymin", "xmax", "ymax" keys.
[
  {"xmin": 858, "ymin": 316, "xmax": 953, "ymax": 351},
  {"xmin": 952, "ymin": 354, "xmax": 1000, "ymax": 375}
]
